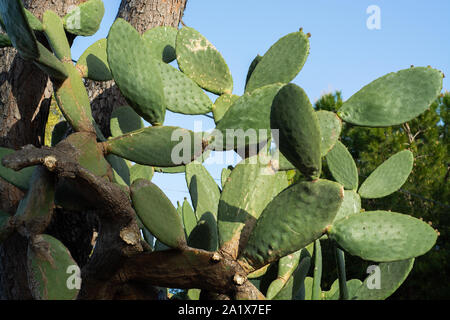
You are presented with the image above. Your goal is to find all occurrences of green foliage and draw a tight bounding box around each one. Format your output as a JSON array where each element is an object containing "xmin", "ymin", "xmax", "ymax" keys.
[
  {"xmin": 0, "ymin": 1, "xmax": 444, "ymax": 300},
  {"xmin": 315, "ymin": 90, "xmax": 448, "ymax": 299}
]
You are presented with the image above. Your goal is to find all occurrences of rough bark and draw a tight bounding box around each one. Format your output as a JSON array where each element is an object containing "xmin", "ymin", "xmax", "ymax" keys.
[{"xmin": 0, "ymin": 0, "xmax": 188, "ymax": 300}]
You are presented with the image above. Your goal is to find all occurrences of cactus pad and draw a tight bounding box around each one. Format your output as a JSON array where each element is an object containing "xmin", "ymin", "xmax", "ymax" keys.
[
  {"xmin": 240, "ymin": 180, "xmax": 343, "ymax": 271},
  {"xmin": 338, "ymin": 67, "xmax": 444, "ymax": 127},
  {"xmin": 105, "ymin": 126, "xmax": 202, "ymax": 167},
  {"xmin": 63, "ymin": 0, "xmax": 105, "ymax": 36},
  {"xmin": 317, "ymin": 110, "xmax": 342, "ymax": 156},
  {"xmin": 130, "ymin": 164, "xmax": 154, "ymax": 184},
  {"xmin": 212, "ymin": 94, "xmax": 239, "ymax": 124},
  {"xmin": 326, "ymin": 141, "xmax": 359, "ymax": 190},
  {"xmin": 352, "ymin": 259, "xmax": 414, "ymax": 300},
  {"xmin": 76, "ymin": 38, "xmax": 111, "ymax": 81},
  {"xmin": 54, "ymin": 63, "xmax": 95, "ymax": 132},
  {"xmin": 329, "ymin": 211, "xmax": 438, "ymax": 262},
  {"xmin": 110, "ymin": 105, "xmax": 144, "ymax": 138},
  {"xmin": 358, "ymin": 150, "xmax": 413, "ymax": 199},
  {"xmin": 143, "ymin": 26, "xmax": 177, "ymax": 63},
  {"xmin": 214, "ymin": 83, "xmax": 283, "ymax": 150},
  {"xmin": 176, "ymin": 27, "xmax": 233, "ymax": 95},
  {"xmin": 43, "ymin": 10, "xmax": 71, "ymax": 60},
  {"xmin": 182, "ymin": 199, "xmax": 197, "ymax": 238},
  {"xmin": 157, "ymin": 60, "xmax": 212, "ymax": 115},
  {"xmin": 131, "ymin": 179, "xmax": 186, "ymax": 249},
  {"xmin": 271, "ymin": 83, "xmax": 322, "ymax": 179},
  {"xmin": 185, "ymin": 162, "xmax": 220, "ymax": 219},
  {"xmin": 107, "ymin": 18, "xmax": 166, "ymax": 126},
  {"xmin": 333, "ymin": 190, "xmax": 361, "ymax": 223},
  {"xmin": 246, "ymin": 30, "xmax": 310, "ymax": 93},
  {"xmin": 218, "ymin": 156, "xmax": 289, "ymax": 258},
  {"xmin": 27, "ymin": 234, "xmax": 80, "ymax": 300}
]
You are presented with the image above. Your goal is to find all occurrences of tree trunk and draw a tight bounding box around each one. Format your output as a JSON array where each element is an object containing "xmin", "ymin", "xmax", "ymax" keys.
[{"xmin": 0, "ymin": 0, "xmax": 187, "ymax": 300}]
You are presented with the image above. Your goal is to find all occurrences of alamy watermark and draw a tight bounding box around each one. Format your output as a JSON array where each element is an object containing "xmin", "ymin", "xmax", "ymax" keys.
[
  {"xmin": 66, "ymin": 265, "xmax": 82, "ymax": 290},
  {"xmin": 366, "ymin": 265, "xmax": 381, "ymax": 289},
  {"xmin": 367, "ymin": 5, "xmax": 381, "ymax": 30}
]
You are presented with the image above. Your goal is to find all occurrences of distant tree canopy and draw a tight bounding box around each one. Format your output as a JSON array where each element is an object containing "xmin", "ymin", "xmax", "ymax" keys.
[{"xmin": 314, "ymin": 90, "xmax": 450, "ymax": 299}]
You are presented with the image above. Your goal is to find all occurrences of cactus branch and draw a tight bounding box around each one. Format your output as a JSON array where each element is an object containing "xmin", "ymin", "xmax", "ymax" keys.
[
  {"xmin": 334, "ymin": 245, "xmax": 349, "ymax": 300},
  {"xmin": 312, "ymin": 239, "xmax": 322, "ymax": 300}
]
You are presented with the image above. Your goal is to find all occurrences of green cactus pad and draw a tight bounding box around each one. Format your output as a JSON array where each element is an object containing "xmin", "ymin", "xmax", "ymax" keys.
[
  {"xmin": 266, "ymin": 249, "xmax": 302, "ymax": 299},
  {"xmin": 187, "ymin": 212, "xmax": 218, "ymax": 252},
  {"xmin": 352, "ymin": 259, "xmax": 414, "ymax": 300},
  {"xmin": 107, "ymin": 18, "xmax": 166, "ymax": 126},
  {"xmin": 33, "ymin": 42, "xmax": 69, "ymax": 80},
  {"xmin": 248, "ymin": 264, "xmax": 271, "ymax": 279},
  {"xmin": 63, "ymin": 133, "xmax": 112, "ymax": 179},
  {"xmin": 43, "ymin": 10, "xmax": 71, "ymax": 60},
  {"xmin": 143, "ymin": 26, "xmax": 177, "ymax": 63},
  {"xmin": 54, "ymin": 63, "xmax": 95, "ymax": 132},
  {"xmin": 218, "ymin": 156, "xmax": 289, "ymax": 258},
  {"xmin": 154, "ymin": 165, "xmax": 185, "ymax": 174},
  {"xmin": 105, "ymin": 126, "xmax": 202, "ymax": 167},
  {"xmin": 157, "ymin": 60, "xmax": 212, "ymax": 115},
  {"xmin": 130, "ymin": 164, "xmax": 154, "ymax": 184},
  {"xmin": 245, "ymin": 55, "xmax": 263, "ymax": 90},
  {"xmin": 246, "ymin": 30, "xmax": 310, "ymax": 93},
  {"xmin": 220, "ymin": 167, "xmax": 232, "ymax": 189},
  {"xmin": 212, "ymin": 94, "xmax": 239, "ymax": 124},
  {"xmin": 325, "ymin": 279, "xmax": 363, "ymax": 300},
  {"xmin": 0, "ymin": 147, "xmax": 35, "ymax": 190},
  {"xmin": 338, "ymin": 67, "xmax": 444, "ymax": 127},
  {"xmin": 273, "ymin": 250, "xmax": 312, "ymax": 300},
  {"xmin": 106, "ymin": 154, "xmax": 130, "ymax": 186},
  {"xmin": 15, "ymin": 167, "xmax": 55, "ymax": 235},
  {"xmin": 63, "ymin": 0, "xmax": 104, "ymax": 36},
  {"xmin": 185, "ymin": 162, "xmax": 220, "ymax": 219},
  {"xmin": 131, "ymin": 179, "xmax": 186, "ymax": 249},
  {"xmin": 317, "ymin": 110, "xmax": 342, "ymax": 156},
  {"xmin": 329, "ymin": 211, "xmax": 438, "ymax": 262},
  {"xmin": 76, "ymin": 38, "xmax": 111, "ymax": 81},
  {"xmin": 0, "ymin": 0, "xmax": 39, "ymax": 60},
  {"xmin": 24, "ymin": 9, "xmax": 43, "ymax": 31},
  {"xmin": 240, "ymin": 180, "xmax": 343, "ymax": 271},
  {"xmin": 326, "ymin": 141, "xmax": 358, "ymax": 190},
  {"xmin": 358, "ymin": 150, "xmax": 413, "ymax": 199},
  {"xmin": 213, "ymin": 83, "xmax": 283, "ymax": 151},
  {"xmin": 182, "ymin": 199, "xmax": 197, "ymax": 238},
  {"xmin": 0, "ymin": 34, "xmax": 11, "ymax": 47},
  {"xmin": 27, "ymin": 234, "xmax": 80, "ymax": 300},
  {"xmin": 0, "ymin": 211, "xmax": 13, "ymax": 244},
  {"xmin": 271, "ymin": 83, "xmax": 322, "ymax": 179},
  {"xmin": 176, "ymin": 27, "xmax": 233, "ymax": 95},
  {"xmin": 110, "ymin": 105, "xmax": 144, "ymax": 138},
  {"xmin": 333, "ymin": 190, "xmax": 361, "ymax": 223}
]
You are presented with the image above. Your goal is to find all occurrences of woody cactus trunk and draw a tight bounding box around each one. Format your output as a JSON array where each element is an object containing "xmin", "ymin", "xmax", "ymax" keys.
[{"xmin": 0, "ymin": 0, "xmax": 443, "ymax": 300}]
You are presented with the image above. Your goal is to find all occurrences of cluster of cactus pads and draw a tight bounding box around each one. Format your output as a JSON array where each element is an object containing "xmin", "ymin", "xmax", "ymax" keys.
[{"xmin": 0, "ymin": 0, "xmax": 444, "ymax": 300}]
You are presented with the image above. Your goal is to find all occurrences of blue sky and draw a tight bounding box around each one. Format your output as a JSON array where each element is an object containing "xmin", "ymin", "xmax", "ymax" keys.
[{"xmin": 72, "ymin": 1, "xmax": 450, "ymax": 206}]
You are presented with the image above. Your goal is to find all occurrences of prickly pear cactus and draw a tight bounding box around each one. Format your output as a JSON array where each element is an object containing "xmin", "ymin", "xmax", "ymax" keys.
[{"xmin": 0, "ymin": 0, "xmax": 443, "ymax": 301}]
